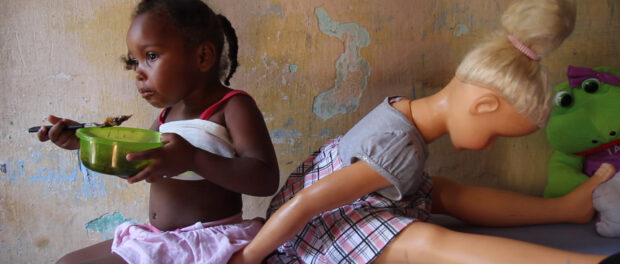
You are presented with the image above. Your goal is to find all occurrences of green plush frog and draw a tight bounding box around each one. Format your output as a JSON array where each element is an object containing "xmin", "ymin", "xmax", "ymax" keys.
[{"xmin": 544, "ymin": 65, "xmax": 620, "ymax": 237}]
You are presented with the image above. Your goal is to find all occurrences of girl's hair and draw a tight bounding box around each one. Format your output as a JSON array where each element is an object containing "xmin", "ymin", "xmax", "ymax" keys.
[
  {"xmin": 455, "ymin": 0, "xmax": 576, "ymax": 127},
  {"xmin": 132, "ymin": 0, "xmax": 239, "ymax": 86}
]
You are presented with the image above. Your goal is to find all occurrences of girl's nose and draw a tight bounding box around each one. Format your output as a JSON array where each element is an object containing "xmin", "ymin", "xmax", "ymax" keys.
[{"xmin": 135, "ymin": 68, "xmax": 146, "ymax": 81}]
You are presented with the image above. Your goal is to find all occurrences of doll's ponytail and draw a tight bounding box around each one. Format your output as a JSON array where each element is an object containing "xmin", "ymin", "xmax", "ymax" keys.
[
  {"xmin": 501, "ymin": 0, "xmax": 576, "ymax": 61},
  {"xmin": 455, "ymin": 0, "xmax": 576, "ymax": 127}
]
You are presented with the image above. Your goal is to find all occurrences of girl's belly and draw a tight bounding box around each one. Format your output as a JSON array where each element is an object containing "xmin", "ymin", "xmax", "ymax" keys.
[{"xmin": 148, "ymin": 179, "xmax": 242, "ymax": 231}]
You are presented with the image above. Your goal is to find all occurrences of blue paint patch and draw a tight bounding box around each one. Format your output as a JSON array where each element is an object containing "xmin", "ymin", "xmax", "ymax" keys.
[
  {"xmin": 9, "ymin": 151, "xmax": 108, "ymax": 199},
  {"xmin": 315, "ymin": 7, "xmax": 370, "ymax": 45},
  {"xmin": 431, "ymin": 3, "xmax": 469, "ymax": 33},
  {"xmin": 313, "ymin": 7, "xmax": 371, "ymax": 120},
  {"xmin": 5, "ymin": 160, "xmax": 26, "ymax": 183},
  {"xmin": 80, "ymin": 162, "xmax": 108, "ymax": 199},
  {"xmin": 284, "ymin": 118, "xmax": 294, "ymax": 127},
  {"xmin": 453, "ymin": 23, "xmax": 469, "ymax": 36},
  {"xmin": 28, "ymin": 152, "xmax": 80, "ymax": 190},
  {"xmin": 270, "ymin": 128, "xmax": 301, "ymax": 145},
  {"xmin": 267, "ymin": 4, "xmax": 284, "ymax": 19},
  {"xmin": 289, "ymin": 64, "xmax": 298, "ymax": 73},
  {"xmin": 320, "ymin": 129, "xmax": 332, "ymax": 138},
  {"xmin": 28, "ymin": 166, "xmax": 78, "ymax": 185},
  {"xmin": 85, "ymin": 212, "xmax": 133, "ymax": 240}
]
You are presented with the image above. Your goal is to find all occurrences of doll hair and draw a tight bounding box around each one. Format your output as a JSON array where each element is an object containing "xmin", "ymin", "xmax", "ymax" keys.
[
  {"xmin": 131, "ymin": 0, "xmax": 239, "ymax": 86},
  {"xmin": 455, "ymin": 0, "xmax": 576, "ymax": 127}
]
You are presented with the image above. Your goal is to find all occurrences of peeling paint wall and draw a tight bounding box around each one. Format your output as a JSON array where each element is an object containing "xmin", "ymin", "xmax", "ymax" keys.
[{"xmin": 1, "ymin": 0, "xmax": 618, "ymax": 262}]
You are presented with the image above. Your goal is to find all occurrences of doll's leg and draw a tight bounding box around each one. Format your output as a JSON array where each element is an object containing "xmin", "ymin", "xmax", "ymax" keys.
[
  {"xmin": 430, "ymin": 163, "xmax": 615, "ymax": 227},
  {"xmin": 56, "ymin": 240, "xmax": 126, "ymax": 264},
  {"xmin": 374, "ymin": 221, "xmax": 607, "ymax": 264}
]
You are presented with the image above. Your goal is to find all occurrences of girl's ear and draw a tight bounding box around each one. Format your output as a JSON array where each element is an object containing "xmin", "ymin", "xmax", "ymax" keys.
[
  {"xmin": 469, "ymin": 93, "xmax": 500, "ymax": 115},
  {"xmin": 197, "ymin": 42, "xmax": 217, "ymax": 72}
]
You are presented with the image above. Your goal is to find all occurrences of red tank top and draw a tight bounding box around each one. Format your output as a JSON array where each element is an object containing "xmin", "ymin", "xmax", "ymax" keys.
[{"xmin": 158, "ymin": 90, "xmax": 252, "ymax": 125}]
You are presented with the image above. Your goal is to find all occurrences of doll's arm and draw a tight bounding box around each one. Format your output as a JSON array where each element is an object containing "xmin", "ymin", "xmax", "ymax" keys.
[
  {"xmin": 229, "ymin": 161, "xmax": 392, "ymax": 264},
  {"xmin": 431, "ymin": 174, "xmax": 604, "ymax": 227},
  {"xmin": 544, "ymin": 151, "xmax": 587, "ymax": 198}
]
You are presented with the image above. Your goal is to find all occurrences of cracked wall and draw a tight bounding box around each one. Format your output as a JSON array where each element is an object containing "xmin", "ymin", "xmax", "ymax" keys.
[{"xmin": 1, "ymin": 0, "xmax": 618, "ymax": 262}]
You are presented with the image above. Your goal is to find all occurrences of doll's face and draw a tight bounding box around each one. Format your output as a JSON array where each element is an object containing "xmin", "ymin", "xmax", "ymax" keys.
[{"xmin": 448, "ymin": 85, "xmax": 539, "ymax": 151}]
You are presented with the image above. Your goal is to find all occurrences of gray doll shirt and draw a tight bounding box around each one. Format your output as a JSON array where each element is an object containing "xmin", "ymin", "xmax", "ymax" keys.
[{"xmin": 338, "ymin": 96, "xmax": 429, "ymax": 201}]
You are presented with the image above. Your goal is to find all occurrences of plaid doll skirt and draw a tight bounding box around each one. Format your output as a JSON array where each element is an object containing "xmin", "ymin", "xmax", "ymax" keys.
[{"xmin": 266, "ymin": 137, "xmax": 433, "ymax": 264}]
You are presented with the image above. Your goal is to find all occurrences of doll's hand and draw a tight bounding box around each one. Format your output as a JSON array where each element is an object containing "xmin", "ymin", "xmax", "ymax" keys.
[
  {"xmin": 592, "ymin": 163, "xmax": 617, "ymax": 182},
  {"xmin": 37, "ymin": 115, "xmax": 80, "ymax": 150},
  {"xmin": 562, "ymin": 163, "xmax": 617, "ymax": 224},
  {"xmin": 125, "ymin": 133, "xmax": 197, "ymax": 183}
]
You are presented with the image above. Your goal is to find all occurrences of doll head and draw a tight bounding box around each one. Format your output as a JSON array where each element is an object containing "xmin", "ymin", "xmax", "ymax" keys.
[
  {"xmin": 444, "ymin": 78, "xmax": 539, "ymax": 151},
  {"xmin": 455, "ymin": 0, "xmax": 576, "ymax": 127},
  {"xmin": 125, "ymin": 0, "xmax": 238, "ymax": 86}
]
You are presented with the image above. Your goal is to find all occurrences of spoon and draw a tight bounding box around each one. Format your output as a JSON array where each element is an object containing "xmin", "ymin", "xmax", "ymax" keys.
[{"xmin": 28, "ymin": 114, "xmax": 133, "ymax": 133}]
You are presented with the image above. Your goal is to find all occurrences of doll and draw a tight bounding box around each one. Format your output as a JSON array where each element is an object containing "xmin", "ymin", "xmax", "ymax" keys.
[{"xmin": 231, "ymin": 0, "xmax": 616, "ymax": 263}]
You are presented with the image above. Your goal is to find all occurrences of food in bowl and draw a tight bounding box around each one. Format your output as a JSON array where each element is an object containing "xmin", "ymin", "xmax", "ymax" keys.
[{"xmin": 76, "ymin": 127, "xmax": 164, "ymax": 178}]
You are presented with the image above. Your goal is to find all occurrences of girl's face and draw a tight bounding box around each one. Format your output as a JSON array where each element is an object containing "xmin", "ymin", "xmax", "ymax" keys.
[{"xmin": 126, "ymin": 12, "xmax": 201, "ymax": 108}]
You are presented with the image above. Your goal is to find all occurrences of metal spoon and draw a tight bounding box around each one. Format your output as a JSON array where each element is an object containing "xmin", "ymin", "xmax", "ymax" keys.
[{"xmin": 28, "ymin": 114, "xmax": 133, "ymax": 133}]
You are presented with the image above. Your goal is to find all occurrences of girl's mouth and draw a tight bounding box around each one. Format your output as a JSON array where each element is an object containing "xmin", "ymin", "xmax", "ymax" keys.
[{"xmin": 138, "ymin": 88, "xmax": 155, "ymax": 98}]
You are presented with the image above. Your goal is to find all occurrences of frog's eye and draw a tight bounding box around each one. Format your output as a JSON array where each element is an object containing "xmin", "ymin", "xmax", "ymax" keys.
[
  {"xmin": 554, "ymin": 91, "xmax": 573, "ymax": 108},
  {"xmin": 581, "ymin": 78, "xmax": 600, "ymax": 93}
]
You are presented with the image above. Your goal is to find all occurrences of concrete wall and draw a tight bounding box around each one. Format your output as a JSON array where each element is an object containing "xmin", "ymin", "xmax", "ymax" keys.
[{"xmin": 1, "ymin": 0, "xmax": 618, "ymax": 262}]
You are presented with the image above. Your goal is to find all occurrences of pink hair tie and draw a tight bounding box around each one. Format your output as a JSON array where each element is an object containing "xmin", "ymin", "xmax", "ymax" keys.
[{"xmin": 507, "ymin": 35, "xmax": 540, "ymax": 61}]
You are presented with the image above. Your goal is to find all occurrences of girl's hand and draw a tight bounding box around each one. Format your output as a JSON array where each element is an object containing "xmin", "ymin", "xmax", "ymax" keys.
[
  {"xmin": 37, "ymin": 115, "xmax": 80, "ymax": 150},
  {"xmin": 228, "ymin": 248, "xmax": 256, "ymax": 264},
  {"xmin": 125, "ymin": 133, "xmax": 197, "ymax": 183}
]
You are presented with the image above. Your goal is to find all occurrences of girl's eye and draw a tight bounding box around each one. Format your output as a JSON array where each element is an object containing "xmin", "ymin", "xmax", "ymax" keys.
[
  {"xmin": 554, "ymin": 90, "xmax": 573, "ymax": 108},
  {"xmin": 581, "ymin": 78, "xmax": 600, "ymax": 93},
  {"xmin": 123, "ymin": 56, "xmax": 138, "ymax": 70},
  {"xmin": 146, "ymin": 52, "xmax": 158, "ymax": 61}
]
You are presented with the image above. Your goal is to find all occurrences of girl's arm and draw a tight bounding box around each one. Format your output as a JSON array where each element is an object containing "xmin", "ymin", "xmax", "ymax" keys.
[
  {"xmin": 230, "ymin": 161, "xmax": 392, "ymax": 264},
  {"xmin": 127, "ymin": 95, "xmax": 280, "ymax": 196}
]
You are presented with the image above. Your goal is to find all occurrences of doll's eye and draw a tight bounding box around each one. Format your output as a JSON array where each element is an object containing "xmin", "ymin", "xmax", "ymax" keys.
[
  {"xmin": 554, "ymin": 91, "xmax": 573, "ymax": 108},
  {"xmin": 581, "ymin": 78, "xmax": 600, "ymax": 93}
]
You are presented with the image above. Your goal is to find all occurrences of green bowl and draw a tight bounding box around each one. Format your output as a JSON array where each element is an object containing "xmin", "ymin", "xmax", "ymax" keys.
[{"xmin": 76, "ymin": 127, "xmax": 163, "ymax": 178}]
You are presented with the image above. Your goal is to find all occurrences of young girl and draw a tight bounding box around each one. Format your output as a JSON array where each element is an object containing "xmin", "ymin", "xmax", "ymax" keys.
[
  {"xmin": 231, "ymin": 0, "xmax": 618, "ymax": 263},
  {"xmin": 37, "ymin": 0, "xmax": 279, "ymax": 263}
]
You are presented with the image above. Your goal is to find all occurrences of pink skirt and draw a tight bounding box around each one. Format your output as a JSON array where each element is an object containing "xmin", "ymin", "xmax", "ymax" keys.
[{"xmin": 111, "ymin": 213, "xmax": 263, "ymax": 264}]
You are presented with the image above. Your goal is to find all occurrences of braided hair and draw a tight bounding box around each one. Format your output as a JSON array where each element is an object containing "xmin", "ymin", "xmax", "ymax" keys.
[{"xmin": 132, "ymin": 0, "xmax": 239, "ymax": 86}]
